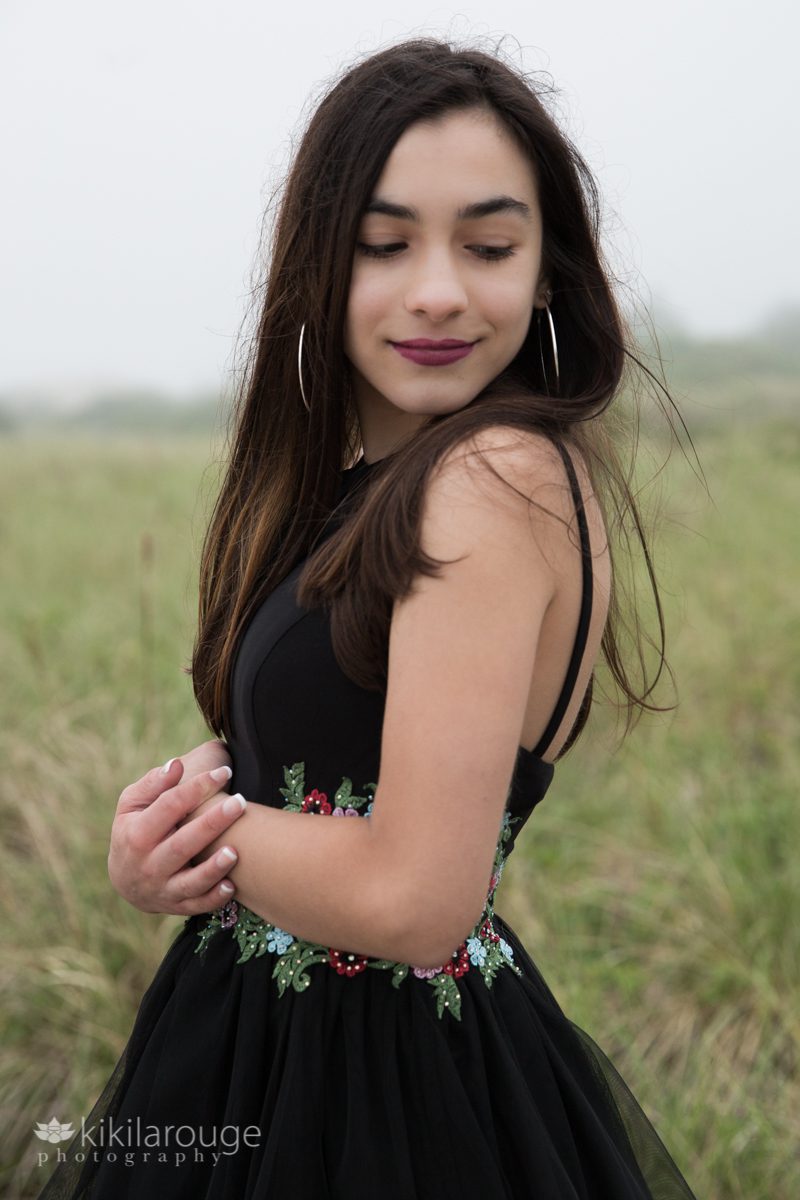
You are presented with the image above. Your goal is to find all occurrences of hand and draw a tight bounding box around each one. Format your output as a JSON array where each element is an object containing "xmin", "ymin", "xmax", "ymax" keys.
[
  {"xmin": 108, "ymin": 756, "xmax": 246, "ymax": 916},
  {"xmin": 173, "ymin": 739, "xmax": 232, "ymax": 837},
  {"xmin": 177, "ymin": 738, "xmax": 232, "ymax": 782}
]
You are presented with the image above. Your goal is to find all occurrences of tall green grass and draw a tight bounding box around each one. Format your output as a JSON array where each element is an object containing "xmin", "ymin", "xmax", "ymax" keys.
[{"xmin": 1, "ymin": 421, "xmax": 797, "ymax": 1197}]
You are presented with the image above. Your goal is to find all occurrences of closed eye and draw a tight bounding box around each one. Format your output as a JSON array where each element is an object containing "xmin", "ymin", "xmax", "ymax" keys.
[
  {"xmin": 357, "ymin": 242, "xmax": 407, "ymax": 258},
  {"xmin": 356, "ymin": 242, "xmax": 515, "ymax": 263}
]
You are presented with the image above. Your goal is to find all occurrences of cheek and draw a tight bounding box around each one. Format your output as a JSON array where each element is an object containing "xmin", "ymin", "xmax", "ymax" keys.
[
  {"xmin": 344, "ymin": 289, "xmax": 366, "ymax": 363},
  {"xmin": 346, "ymin": 272, "xmax": 388, "ymax": 341},
  {"xmin": 483, "ymin": 278, "xmax": 535, "ymax": 335}
]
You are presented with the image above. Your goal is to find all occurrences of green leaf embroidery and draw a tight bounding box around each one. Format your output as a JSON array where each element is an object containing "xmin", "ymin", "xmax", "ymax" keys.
[
  {"xmin": 195, "ymin": 912, "xmax": 222, "ymax": 956},
  {"xmin": 194, "ymin": 762, "xmax": 523, "ymax": 1021},
  {"xmin": 231, "ymin": 907, "xmax": 276, "ymax": 963},
  {"xmin": 273, "ymin": 942, "xmax": 331, "ymax": 995},
  {"xmin": 431, "ymin": 973, "xmax": 462, "ymax": 1020}
]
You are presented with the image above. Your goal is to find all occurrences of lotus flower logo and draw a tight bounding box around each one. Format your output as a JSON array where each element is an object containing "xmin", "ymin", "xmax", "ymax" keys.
[{"xmin": 34, "ymin": 1117, "xmax": 75, "ymax": 1144}]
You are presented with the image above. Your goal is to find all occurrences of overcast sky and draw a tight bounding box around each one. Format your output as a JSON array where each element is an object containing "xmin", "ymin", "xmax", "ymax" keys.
[{"xmin": 1, "ymin": 0, "xmax": 796, "ymax": 400}]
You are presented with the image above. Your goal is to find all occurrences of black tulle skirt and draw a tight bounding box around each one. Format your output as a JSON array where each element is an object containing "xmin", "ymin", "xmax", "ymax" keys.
[{"xmin": 36, "ymin": 909, "xmax": 698, "ymax": 1199}]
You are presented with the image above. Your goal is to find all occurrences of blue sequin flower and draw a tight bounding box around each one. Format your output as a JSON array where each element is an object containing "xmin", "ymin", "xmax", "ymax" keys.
[
  {"xmin": 267, "ymin": 928, "xmax": 295, "ymax": 954},
  {"xmin": 467, "ymin": 937, "xmax": 487, "ymax": 967}
]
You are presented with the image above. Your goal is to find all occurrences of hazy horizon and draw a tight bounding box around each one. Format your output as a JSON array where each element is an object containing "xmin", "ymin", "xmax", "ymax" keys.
[{"xmin": 2, "ymin": 1, "xmax": 796, "ymax": 399}]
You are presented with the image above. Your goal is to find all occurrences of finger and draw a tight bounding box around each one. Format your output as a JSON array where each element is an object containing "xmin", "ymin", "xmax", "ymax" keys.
[
  {"xmin": 117, "ymin": 757, "xmax": 185, "ymax": 815},
  {"xmin": 171, "ymin": 880, "xmax": 238, "ymax": 917},
  {"xmin": 135, "ymin": 768, "xmax": 238, "ymax": 851},
  {"xmin": 157, "ymin": 790, "xmax": 247, "ymax": 877},
  {"xmin": 166, "ymin": 849, "xmax": 240, "ymax": 911}
]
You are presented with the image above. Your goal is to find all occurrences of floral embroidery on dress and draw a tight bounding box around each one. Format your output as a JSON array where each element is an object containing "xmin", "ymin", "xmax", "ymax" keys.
[{"xmin": 194, "ymin": 762, "xmax": 523, "ymax": 1021}]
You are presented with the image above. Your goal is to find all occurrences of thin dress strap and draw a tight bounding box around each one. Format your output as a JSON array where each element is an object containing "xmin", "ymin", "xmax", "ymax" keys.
[{"xmin": 529, "ymin": 440, "xmax": 594, "ymax": 761}]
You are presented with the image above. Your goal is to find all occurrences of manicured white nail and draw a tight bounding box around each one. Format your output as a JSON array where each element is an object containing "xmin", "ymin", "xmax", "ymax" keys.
[
  {"xmin": 222, "ymin": 793, "xmax": 246, "ymax": 816},
  {"xmin": 161, "ymin": 758, "xmax": 176, "ymax": 775},
  {"xmin": 217, "ymin": 847, "xmax": 238, "ymax": 865},
  {"xmin": 210, "ymin": 765, "xmax": 233, "ymax": 783},
  {"xmin": 220, "ymin": 881, "xmax": 235, "ymax": 894}
]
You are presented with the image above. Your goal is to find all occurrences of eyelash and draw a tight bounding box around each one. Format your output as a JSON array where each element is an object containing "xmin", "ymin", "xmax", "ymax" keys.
[{"xmin": 356, "ymin": 242, "xmax": 516, "ymax": 263}]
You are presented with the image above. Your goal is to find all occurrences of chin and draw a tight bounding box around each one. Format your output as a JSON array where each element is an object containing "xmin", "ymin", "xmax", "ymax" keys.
[{"xmin": 390, "ymin": 390, "xmax": 478, "ymax": 417}]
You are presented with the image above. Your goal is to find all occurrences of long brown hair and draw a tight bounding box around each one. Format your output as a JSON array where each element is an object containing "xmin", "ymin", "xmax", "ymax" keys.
[{"xmin": 189, "ymin": 36, "xmax": 696, "ymax": 755}]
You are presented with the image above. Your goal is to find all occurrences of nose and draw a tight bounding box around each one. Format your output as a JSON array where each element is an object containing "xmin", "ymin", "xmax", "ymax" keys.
[{"xmin": 403, "ymin": 251, "xmax": 469, "ymax": 322}]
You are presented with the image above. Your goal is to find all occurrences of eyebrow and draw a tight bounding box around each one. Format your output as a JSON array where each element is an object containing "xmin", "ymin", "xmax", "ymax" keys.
[{"xmin": 363, "ymin": 194, "xmax": 533, "ymax": 222}]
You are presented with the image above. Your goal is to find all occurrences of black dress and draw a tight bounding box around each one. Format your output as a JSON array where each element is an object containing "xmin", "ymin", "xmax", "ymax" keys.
[{"xmin": 38, "ymin": 444, "xmax": 699, "ymax": 1199}]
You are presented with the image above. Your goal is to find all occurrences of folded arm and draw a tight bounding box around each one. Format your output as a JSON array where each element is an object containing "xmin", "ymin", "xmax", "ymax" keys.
[{"xmin": 189, "ymin": 798, "xmax": 412, "ymax": 961}]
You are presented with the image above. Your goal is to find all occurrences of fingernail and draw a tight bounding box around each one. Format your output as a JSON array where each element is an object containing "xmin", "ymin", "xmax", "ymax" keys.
[
  {"xmin": 210, "ymin": 765, "xmax": 233, "ymax": 783},
  {"xmin": 161, "ymin": 758, "xmax": 176, "ymax": 775},
  {"xmin": 222, "ymin": 793, "xmax": 246, "ymax": 817},
  {"xmin": 220, "ymin": 881, "xmax": 235, "ymax": 894},
  {"xmin": 217, "ymin": 847, "xmax": 238, "ymax": 866}
]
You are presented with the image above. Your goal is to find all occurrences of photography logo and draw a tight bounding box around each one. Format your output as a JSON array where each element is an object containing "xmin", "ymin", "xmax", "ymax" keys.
[
  {"xmin": 34, "ymin": 1117, "xmax": 75, "ymax": 1145},
  {"xmin": 33, "ymin": 1114, "xmax": 264, "ymax": 1169}
]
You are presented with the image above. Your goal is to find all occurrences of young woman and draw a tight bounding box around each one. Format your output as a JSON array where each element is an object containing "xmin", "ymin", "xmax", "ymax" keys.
[{"xmin": 39, "ymin": 38, "xmax": 699, "ymax": 1200}]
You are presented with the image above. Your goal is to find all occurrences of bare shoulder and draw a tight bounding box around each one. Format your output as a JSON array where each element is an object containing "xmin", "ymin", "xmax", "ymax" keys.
[
  {"xmin": 429, "ymin": 425, "xmax": 568, "ymax": 499},
  {"xmin": 417, "ymin": 425, "xmax": 586, "ymax": 577}
]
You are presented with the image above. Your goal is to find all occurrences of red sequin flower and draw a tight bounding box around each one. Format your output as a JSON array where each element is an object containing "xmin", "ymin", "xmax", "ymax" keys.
[
  {"xmin": 329, "ymin": 948, "xmax": 370, "ymax": 977},
  {"xmin": 442, "ymin": 942, "xmax": 471, "ymax": 979},
  {"xmin": 301, "ymin": 788, "xmax": 332, "ymax": 815}
]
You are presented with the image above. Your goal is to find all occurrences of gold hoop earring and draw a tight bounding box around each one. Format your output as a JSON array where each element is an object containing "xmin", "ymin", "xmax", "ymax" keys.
[{"xmin": 298, "ymin": 322, "xmax": 310, "ymax": 413}]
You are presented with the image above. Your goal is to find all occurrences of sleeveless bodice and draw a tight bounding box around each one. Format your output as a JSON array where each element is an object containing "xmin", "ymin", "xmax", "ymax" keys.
[{"xmin": 225, "ymin": 442, "xmax": 593, "ymax": 869}]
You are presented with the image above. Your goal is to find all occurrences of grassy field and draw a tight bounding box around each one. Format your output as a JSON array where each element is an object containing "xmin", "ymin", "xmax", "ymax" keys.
[{"xmin": 1, "ymin": 419, "xmax": 798, "ymax": 1197}]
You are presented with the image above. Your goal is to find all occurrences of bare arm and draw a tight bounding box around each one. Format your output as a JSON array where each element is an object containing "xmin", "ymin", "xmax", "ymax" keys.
[{"xmin": 187, "ymin": 796, "xmax": 409, "ymax": 960}]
